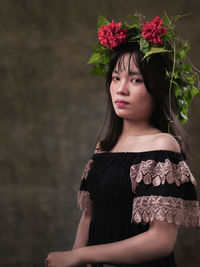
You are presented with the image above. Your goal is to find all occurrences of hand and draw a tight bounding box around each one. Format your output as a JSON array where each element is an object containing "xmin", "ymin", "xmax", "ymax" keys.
[{"xmin": 45, "ymin": 250, "xmax": 82, "ymax": 267}]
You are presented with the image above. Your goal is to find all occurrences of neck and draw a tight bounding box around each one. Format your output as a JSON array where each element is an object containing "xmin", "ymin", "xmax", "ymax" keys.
[{"xmin": 121, "ymin": 119, "xmax": 158, "ymax": 136}]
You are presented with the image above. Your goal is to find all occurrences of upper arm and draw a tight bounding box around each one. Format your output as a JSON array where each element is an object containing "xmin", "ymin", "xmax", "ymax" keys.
[{"xmin": 149, "ymin": 219, "xmax": 178, "ymax": 254}]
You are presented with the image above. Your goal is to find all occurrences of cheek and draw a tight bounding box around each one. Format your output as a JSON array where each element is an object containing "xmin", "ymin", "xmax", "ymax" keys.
[
  {"xmin": 134, "ymin": 87, "xmax": 150, "ymax": 101},
  {"xmin": 135, "ymin": 88, "xmax": 154, "ymax": 109},
  {"xmin": 110, "ymin": 84, "xmax": 115, "ymax": 99}
]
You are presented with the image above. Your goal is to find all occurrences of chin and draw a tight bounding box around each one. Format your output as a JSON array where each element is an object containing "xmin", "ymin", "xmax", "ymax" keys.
[
  {"xmin": 115, "ymin": 111, "xmax": 133, "ymax": 120},
  {"xmin": 115, "ymin": 111, "xmax": 149, "ymax": 121}
]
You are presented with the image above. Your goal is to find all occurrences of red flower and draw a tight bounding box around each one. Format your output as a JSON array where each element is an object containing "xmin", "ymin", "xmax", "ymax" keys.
[
  {"xmin": 142, "ymin": 16, "xmax": 167, "ymax": 45},
  {"xmin": 98, "ymin": 20, "xmax": 128, "ymax": 50}
]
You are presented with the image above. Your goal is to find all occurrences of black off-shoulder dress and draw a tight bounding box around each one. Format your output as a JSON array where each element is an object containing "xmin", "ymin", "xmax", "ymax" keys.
[{"xmin": 77, "ymin": 150, "xmax": 200, "ymax": 267}]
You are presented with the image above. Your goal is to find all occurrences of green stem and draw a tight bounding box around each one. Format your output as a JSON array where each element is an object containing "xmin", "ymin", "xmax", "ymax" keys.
[
  {"xmin": 168, "ymin": 41, "xmax": 176, "ymax": 134},
  {"xmin": 164, "ymin": 11, "xmax": 176, "ymax": 134}
]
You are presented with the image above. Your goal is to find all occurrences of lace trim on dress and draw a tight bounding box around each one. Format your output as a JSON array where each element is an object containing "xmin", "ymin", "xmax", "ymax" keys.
[
  {"xmin": 78, "ymin": 159, "xmax": 94, "ymax": 211},
  {"xmin": 130, "ymin": 159, "xmax": 196, "ymax": 192},
  {"xmin": 132, "ymin": 195, "xmax": 200, "ymax": 227},
  {"xmin": 77, "ymin": 190, "xmax": 92, "ymax": 210},
  {"xmin": 81, "ymin": 159, "xmax": 94, "ymax": 180}
]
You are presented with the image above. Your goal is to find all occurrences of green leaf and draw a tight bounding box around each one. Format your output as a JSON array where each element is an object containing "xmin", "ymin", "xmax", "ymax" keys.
[
  {"xmin": 166, "ymin": 70, "xmax": 170, "ymax": 77},
  {"xmin": 143, "ymin": 47, "xmax": 172, "ymax": 60},
  {"xmin": 125, "ymin": 21, "xmax": 141, "ymax": 29},
  {"xmin": 180, "ymin": 111, "xmax": 188, "ymax": 120},
  {"xmin": 182, "ymin": 64, "xmax": 192, "ymax": 72},
  {"xmin": 139, "ymin": 38, "xmax": 150, "ymax": 54},
  {"xmin": 172, "ymin": 71, "xmax": 179, "ymax": 79},
  {"xmin": 92, "ymin": 44, "xmax": 111, "ymax": 55},
  {"xmin": 92, "ymin": 44, "xmax": 102, "ymax": 53},
  {"xmin": 171, "ymin": 80, "xmax": 181, "ymax": 97},
  {"xmin": 128, "ymin": 34, "xmax": 141, "ymax": 42},
  {"xmin": 91, "ymin": 65, "xmax": 105, "ymax": 76},
  {"xmin": 177, "ymin": 50, "xmax": 187, "ymax": 60},
  {"xmin": 187, "ymin": 75, "xmax": 196, "ymax": 84},
  {"xmin": 87, "ymin": 52, "xmax": 102, "ymax": 64},
  {"xmin": 191, "ymin": 86, "xmax": 200, "ymax": 97},
  {"xmin": 180, "ymin": 117, "xmax": 187, "ymax": 126},
  {"xmin": 178, "ymin": 99, "xmax": 186, "ymax": 105},
  {"xmin": 87, "ymin": 50, "xmax": 111, "ymax": 65},
  {"xmin": 97, "ymin": 13, "xmax": 110, "ymax": 30}
]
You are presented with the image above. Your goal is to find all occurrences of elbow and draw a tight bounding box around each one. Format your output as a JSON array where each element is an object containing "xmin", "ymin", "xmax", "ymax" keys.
[
  {"xmin": 157, "ymin": 238, "xmax": 176, "ymax": 258},
  {"xmin": 149, "ymin": 219, "xmax": 178, "ymax": 258},
  {"xmin": 149, "ymin": 232, "xmax": 177, "ymax": 259},
  {"xmin": 160, "ymin": 245, "xmax": 174, "ymax": 258}
]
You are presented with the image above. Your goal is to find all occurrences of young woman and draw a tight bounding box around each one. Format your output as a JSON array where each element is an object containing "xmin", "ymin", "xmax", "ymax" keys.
[{"xmin": 45, "ymin": 14, "xmax": 200, "ymax": 267}]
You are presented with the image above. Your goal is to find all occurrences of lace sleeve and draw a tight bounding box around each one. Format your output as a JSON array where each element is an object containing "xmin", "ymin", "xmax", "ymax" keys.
[
  {"xmin": 77, "ymin": 159, "xmax": 93, "ymax": 211},
  {"xmin": 130, "ymin": 155, "xmax": 200, "ymax": 227}
]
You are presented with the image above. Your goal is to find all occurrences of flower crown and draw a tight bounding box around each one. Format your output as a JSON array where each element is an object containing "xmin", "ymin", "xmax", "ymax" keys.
[{"xmin": 88, "ymin": 12, "xmax": 200, "ymax": 126}]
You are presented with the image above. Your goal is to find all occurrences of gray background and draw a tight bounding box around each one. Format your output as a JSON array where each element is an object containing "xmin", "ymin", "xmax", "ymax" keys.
[{"xmin": 1, "ymin": 0, "xmax": 200, "ymax": 266}]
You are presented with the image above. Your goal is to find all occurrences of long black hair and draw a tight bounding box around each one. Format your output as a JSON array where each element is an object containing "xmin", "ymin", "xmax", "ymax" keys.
[{"xmin": 95, "ymin": 42, "xmax": 189, "ymax": 159}]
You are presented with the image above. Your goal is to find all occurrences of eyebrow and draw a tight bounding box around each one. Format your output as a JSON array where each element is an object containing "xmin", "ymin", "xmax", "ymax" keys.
[{"xmin": 113, "ymin": 69, "xmax": 142, "ymax": 76}]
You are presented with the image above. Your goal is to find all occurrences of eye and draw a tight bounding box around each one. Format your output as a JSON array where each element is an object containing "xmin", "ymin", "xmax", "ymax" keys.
[
  {"xmin": 130, "ymin": 78, "xmax": 143, "ymax": 83},
  {"xmin": 112, "ymin": 76, "xmax": 120, "ymax": 81}
]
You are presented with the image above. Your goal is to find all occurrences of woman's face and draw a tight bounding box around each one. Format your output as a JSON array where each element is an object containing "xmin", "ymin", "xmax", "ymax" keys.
[{"xmin": 110, "ymin": 53, "xmax": 154, "ymax": 122}]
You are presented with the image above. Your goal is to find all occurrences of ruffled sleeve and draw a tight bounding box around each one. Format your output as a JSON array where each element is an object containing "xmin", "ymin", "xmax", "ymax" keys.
[
  {"xmin": 130, "ymin": 151, "xmax": 200, "ymax": 227},
  {"xmin": 77, "ymin": 158, "xmax": 93, "ymax": 211}
]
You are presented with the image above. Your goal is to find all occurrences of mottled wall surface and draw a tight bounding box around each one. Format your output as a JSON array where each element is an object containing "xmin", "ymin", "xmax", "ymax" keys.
[{"xmin": 1, "ymin": 0, "xmax": 200, "ymax": 266}]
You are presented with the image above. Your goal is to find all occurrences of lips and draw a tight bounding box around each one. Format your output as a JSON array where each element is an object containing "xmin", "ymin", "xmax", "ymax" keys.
[{"xmin": 115, "ymin": 99, "xmax": 129, "ymax": 107}]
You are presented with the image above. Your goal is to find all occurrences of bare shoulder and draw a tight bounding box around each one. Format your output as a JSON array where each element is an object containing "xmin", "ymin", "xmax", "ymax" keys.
[{"xmin": 152, "ymin": 133, "xmax": 181, "ymax": 153}]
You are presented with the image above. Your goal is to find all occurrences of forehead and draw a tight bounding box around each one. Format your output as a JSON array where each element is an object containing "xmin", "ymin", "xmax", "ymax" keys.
[{"xmin": 114, "ymin": 53, "xmax": 140, "ymax": 73}]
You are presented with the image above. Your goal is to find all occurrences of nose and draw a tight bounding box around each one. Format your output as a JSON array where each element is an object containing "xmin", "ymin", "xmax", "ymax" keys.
[{"xmin": 116, "ymin": 80, "xmax": 129, "ymax": 95}]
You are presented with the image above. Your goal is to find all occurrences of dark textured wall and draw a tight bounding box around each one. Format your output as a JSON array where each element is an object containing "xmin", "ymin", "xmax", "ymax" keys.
[{"xmin": 1, "ymin": 0, "xmax": 200, "ymax": 266}]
